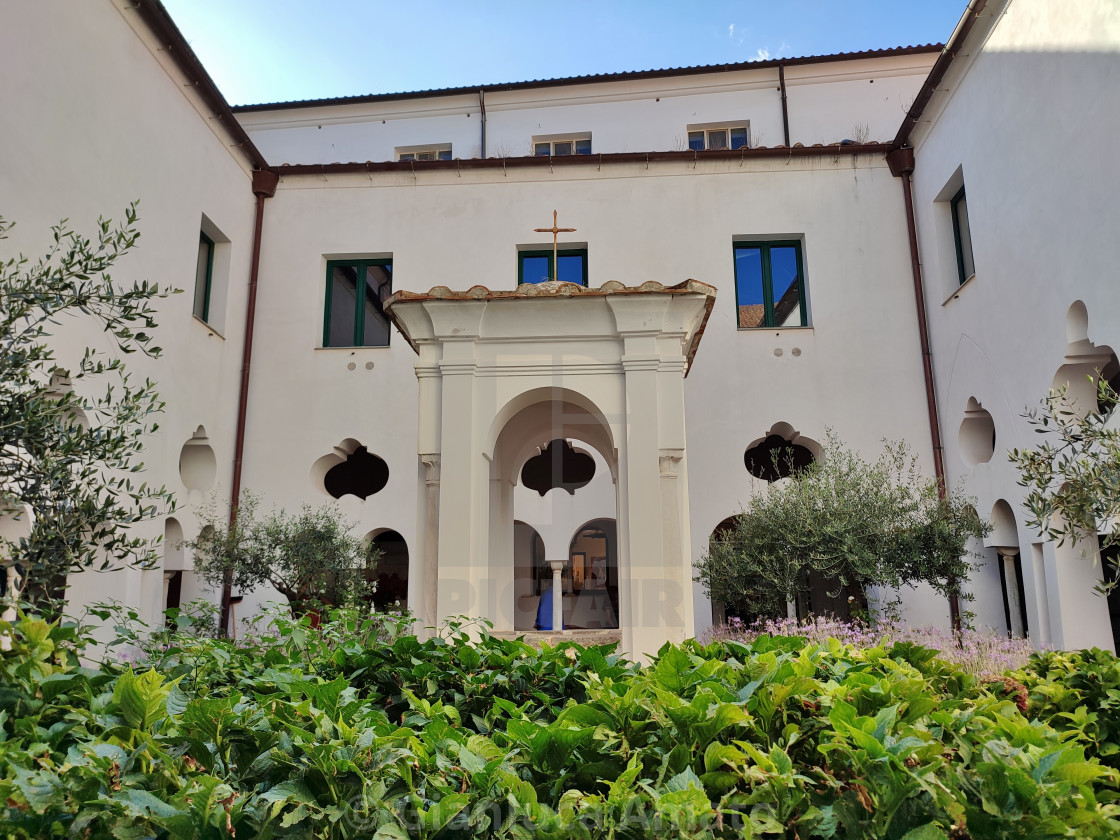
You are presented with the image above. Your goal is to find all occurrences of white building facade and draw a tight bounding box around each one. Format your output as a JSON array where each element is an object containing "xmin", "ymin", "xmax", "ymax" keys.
[{"xmin": 1, "ymin": 0, "xmax": 1117, "ymax": 658}]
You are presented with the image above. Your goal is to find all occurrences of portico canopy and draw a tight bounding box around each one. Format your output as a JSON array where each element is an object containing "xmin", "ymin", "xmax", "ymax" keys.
[{"xmin": 385, "ymin": 278, "xmax": 715, "ymax": 659}]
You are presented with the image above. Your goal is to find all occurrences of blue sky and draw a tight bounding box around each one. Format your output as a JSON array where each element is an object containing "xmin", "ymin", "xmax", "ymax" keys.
[{"xmin": 160, "ymin": 0, "xmax": 966, "ymax": 107}]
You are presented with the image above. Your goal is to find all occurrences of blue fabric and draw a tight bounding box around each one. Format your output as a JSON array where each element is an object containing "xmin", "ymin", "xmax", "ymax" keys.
[{"xmin": 535, "ymin": 583, "xmax": 565, "ymax": 630}]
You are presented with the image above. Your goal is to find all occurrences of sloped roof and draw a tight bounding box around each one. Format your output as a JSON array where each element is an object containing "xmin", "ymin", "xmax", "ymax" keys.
[
  {"xmin": 386, "ymin": 279, "xmax": 717, "ymax": 374},
  {"xmin": 232, "ymin": 45, "xmax": 943, "ymax": 113}
]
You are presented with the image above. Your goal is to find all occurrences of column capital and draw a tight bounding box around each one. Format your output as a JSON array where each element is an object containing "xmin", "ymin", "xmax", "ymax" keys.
[
  {"xmin": 659, "ymin": 448, "xmax": 684, "ymax": 477},
  {"xmin": 420, "ymin": 453, "xmax": 441, "ymax": 486}
]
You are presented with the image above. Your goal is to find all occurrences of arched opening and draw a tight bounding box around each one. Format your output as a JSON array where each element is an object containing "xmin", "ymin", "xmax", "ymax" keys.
[
  {"xmin": 566, "ymin": 518, "xmax": 619, "ymax": 629},
  {"xmin": 708, "ymin": 516, "xmax": 738, "ymax": 625},
  {"xmin": 513, "ymin": 521, "xmax": 546, "ymax": 631},
  {"xmin": 745, "ymin": 436, "xmax": 814, "ymax": 482},
  {"xmin": 958, "ymin": 397, "xmax": 996, "ymax": 467},
  {"xmin": 988, "ymin": 499, "xmax": 1028, "ymax": 639},
  {"xmin": 367, "ymin": 529, "xmax": 408, "ymax": 611},
  {"xmin": 179, "ymin": 426, "xmax": 217, "ymax": 492},
  {"xmin": 163, "ymin": 517, "xmax": 185, "ymax": 619},
  {"xmin": 520, "ymin": 439, "xmax": 596, "ymax": 496},
  {"xmin": 312, "ymin": 438, "xmax": 389, "ymax": 501},
  {"xmin": 492, "ymin": 389, "xmax": 618, "ymax": 634}
]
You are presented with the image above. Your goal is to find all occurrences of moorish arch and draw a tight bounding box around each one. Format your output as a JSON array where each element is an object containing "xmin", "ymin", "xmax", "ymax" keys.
[
  {"xmin": 1053, "ymin": 300, "xmax": 1119, "ymax": 416},
  {"xmin": 386, "ymin": 279, "xmax": 715, "ymax": 659},
  {"xmin": 365, "ymin": 528, "xmax": 409, "ymax": 611}
]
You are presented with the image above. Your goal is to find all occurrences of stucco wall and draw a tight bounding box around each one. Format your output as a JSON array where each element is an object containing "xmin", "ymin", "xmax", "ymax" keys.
[
  {"xmin": 237, "ymin": 154, "xmax": 933, "ymax": 633},
  {"xmin": 911, "ymin": 0, "xmax": 1120, "ymax": 648},
  {"xmin": 237, "ymin": 54, "xmax": 935, "ymax": 165},
  {"xmin": 0, "ymin": 0, "xmax": 258, "ymax": 627}
]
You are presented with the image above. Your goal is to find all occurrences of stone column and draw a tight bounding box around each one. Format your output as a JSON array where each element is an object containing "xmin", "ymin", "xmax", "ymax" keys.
[
  {"xmin": 435, "ymin": 362, "xmax": 478, "ymax": 625},
  {"xmin": 419, "ymin": 454, "xmax": 441, "ymax": 630},
  {"xmin": 619, "ymin": 351, "xmax": 665, "ymax": 658},
  {"xmin": 548, "ymin": 559, "xmax": 566, "ymax": 631}
]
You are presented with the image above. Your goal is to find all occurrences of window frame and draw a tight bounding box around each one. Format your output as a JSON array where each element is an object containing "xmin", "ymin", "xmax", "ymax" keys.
[
  {"xmin": 732, "ymin": 239, "xmax": 808, "ymax": 329},
  {"xmin": 687, "ymin": 122, "xmax": 750, "ymax": 151},
  {"xmin": 517, "ymin": 248, "xmax": 589, "ymax": 286},
  {"xmin": 532, "ymin": 134, "xmax": 592, "ymax": 156},
  {"xmin": 322, "ymin": 258, "xmax": 394, "ymax": 348},
  {"xmin": 950, "ymin": 186, "xmax": 975, "ymax": 286},
  {"xmin": 193, "ymin": 231, "xmax": 215, "ymax": 323},
  {"xmin": 395, "ymin": 144, "xmax": 452, "ymax": 162}
]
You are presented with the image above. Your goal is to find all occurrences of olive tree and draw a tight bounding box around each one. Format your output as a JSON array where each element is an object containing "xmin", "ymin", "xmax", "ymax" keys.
[
  {"xmin": 696, "ymin": 433, "xmax": 988, "ymax": 620},
  {"xmin": 186, "ymin": 493, "xmax": 379, "ymax": 618},
  {"xmin": 1009, "ymin": 378, "xmax": 1120, "ymax": 581},
  {"xmin": 0, "ymin": 205, "xmax": 175, "ymax": 613}
]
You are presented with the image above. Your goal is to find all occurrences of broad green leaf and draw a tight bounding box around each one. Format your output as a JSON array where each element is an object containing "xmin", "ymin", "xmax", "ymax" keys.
[{"xmin": 899, "ymin": 823, "xmax": 948, "ymax": 840}]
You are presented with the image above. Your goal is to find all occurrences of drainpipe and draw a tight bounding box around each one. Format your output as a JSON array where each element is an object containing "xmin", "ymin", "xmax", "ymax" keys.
[
  {"xmin": 886, "ymin": 146, "xmax": 960, "ymax": 632},
  {"xmin": 478, "ymin": 89, "xmax": 487, "ymax": 158},
  {"xmin": 220, "ymin": 168, "xmax": 279, "ymax": 635},
  {"xmin": 778, "ymin": 63, "xmax": 791, "ymax": 147}
]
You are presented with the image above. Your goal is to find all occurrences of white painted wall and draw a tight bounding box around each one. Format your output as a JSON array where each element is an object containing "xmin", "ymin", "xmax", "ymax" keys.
[
  {"xmin": 912, "ymin": 0, "xmax": 1120, "ymax": 649},
  {"xmin": 16, "ymin": 0, "xmax": 1118, "ymax": 652},
  {"xmin": 0, "ymin": 0, "xmax": 258, "ymax": 630},
  {"xmin": 239, "ymin": 154, "xmax": 933, "ymax": 637},
  {"xmin": 237, "ymin": 54, "xmax": 935, "ymax": 165}
]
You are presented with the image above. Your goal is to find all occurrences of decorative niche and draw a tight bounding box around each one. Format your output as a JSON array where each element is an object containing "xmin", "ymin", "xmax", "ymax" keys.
[
  {"xmin": 958, "ymin": 397, "xmax": 996, "ymax": 467},
  {"xmin": 179, "ymin": 426, "xmax": 217, "ymax": 491}
]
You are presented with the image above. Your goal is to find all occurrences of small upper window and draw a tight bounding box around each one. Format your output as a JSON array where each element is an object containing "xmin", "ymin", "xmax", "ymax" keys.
[
  {"xmin": 518, "ymin": 249, "xmax": 588, "ymax": 286},
  {"xmin": 951, "ymin": 186, "xmax": 976, "ymax": 285},
  {"xmin": 733, "ymin": 241, "xmax": 807, "ymax": 328},
  {"xmin": 688, "ymin": 125, "xmax": 749, "ymax": 151},
  {"xmin": 193, "ymin": 232, "xmax": 214, "ymax": 322},
  {"xmin": 533, "ymin": 135, "xmax": 591, "ymax": 156},
  {"xmin": 396, "ymin": 145, "xmax": 452, "ymax": 161},
  {"xmin": 324, "ymin": 259, "xmax": 392, "ymax": 347}
]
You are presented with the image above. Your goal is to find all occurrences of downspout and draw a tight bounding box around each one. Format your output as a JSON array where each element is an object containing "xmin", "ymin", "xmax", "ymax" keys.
[
  {"xmin": 884, "ymin": 0, "xmax": 990, "ymax": 634},
  {"xmin": 478, "ymin": 89, "xmax": 487, "ymax": 158},
  {"xmin": 886, "ymin": 146, "xmax": 959, "ymax": 631},
  {"xmin": 221, "ymin": 168, "xmax": 279, "ymax": 634},
  {"xmin": 778, "ymin": 63, "xmax": 791, "ymax": 147}
]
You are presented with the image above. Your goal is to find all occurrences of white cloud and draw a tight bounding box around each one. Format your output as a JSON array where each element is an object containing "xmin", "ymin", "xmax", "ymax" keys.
[
  {"xmin": 728, "ymin": 24, "xmax": 735, "ymax": 38},
  {"xmin": 754, "ymin": 48, "xmax": 771, "ymax": 61}
]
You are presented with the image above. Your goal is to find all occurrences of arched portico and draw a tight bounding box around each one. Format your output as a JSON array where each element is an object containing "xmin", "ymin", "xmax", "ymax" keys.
[{"xmin": 387, "ymin": 279, "xmax": 715, "ymax": 659}]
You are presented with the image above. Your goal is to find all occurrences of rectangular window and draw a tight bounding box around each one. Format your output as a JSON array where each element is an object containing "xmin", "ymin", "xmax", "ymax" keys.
[
  {"xmin": 733, "ymin": 240, "xmax": 807, "ymax": 328},
  {"xmin": 396, "ymin": 145, "xmax": 452, "ymax": 161},
  {"xmin": 688, "ymin": 124, "xmax": 749, "ymax": 151},
  {"xmin": 951, "ymin": 186, "xmax": 975, "ymax": 285},
  {"xmin": 323, "ymin": 259, "xmax": 393, "ymax": 347},
  {"xmin": 193, "ymin": 232, "xmax": 214, "ymax": 322},
  {"xmin": 533, "ymin": 135, "xmax": 592, "ymax": 156},
  {"xmin": 518, "ymin": 249, "xmax": 588, "ymax": 286}
]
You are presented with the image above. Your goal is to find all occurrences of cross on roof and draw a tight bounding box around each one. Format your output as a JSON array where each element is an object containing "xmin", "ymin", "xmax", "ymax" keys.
[{"xmin": 533, "ymin": 210, "xmax": 577, "ymax": 283}]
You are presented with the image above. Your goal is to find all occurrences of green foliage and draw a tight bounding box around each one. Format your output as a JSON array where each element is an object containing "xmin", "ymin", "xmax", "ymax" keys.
[
  {"xmin": 695, "ymin": 433, "xmax": 989, "ymax": 618},
  {"xmin": 0, "ymin": 205, "xmax": 175, "ymax": 611},
  {"xmin": 1013, "ymin": 647, "xmax": 1120, "ymax": 771},
  {"xmin": 3, "ymin": 610, "xmax": 1120, "ymax": 838},
  {"xmin": 1009, "ymin": 378, "xmax": 1120, "ymax": 560},
  {"xmin": 185, "ymin": 493, "xmax": 380, "ymax": 616}
]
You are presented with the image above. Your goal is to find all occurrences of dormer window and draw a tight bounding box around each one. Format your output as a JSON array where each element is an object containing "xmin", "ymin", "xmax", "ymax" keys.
[
  {"xmin": 688, "ymin": 122, "xmax": 750, "ymax": 151},
  {"xmin": 533, "ymin": 133, "xmax": 591, "ymax": 156},
  {"xmin": 396, "ymin": 144, "xmax": 452, "ymax": 161}
]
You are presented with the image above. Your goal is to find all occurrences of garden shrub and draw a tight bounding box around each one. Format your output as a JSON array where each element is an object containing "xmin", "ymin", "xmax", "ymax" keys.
[{"xmin": 2, "ymin": 609, "xmax": 1120, "ymax": 839}]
